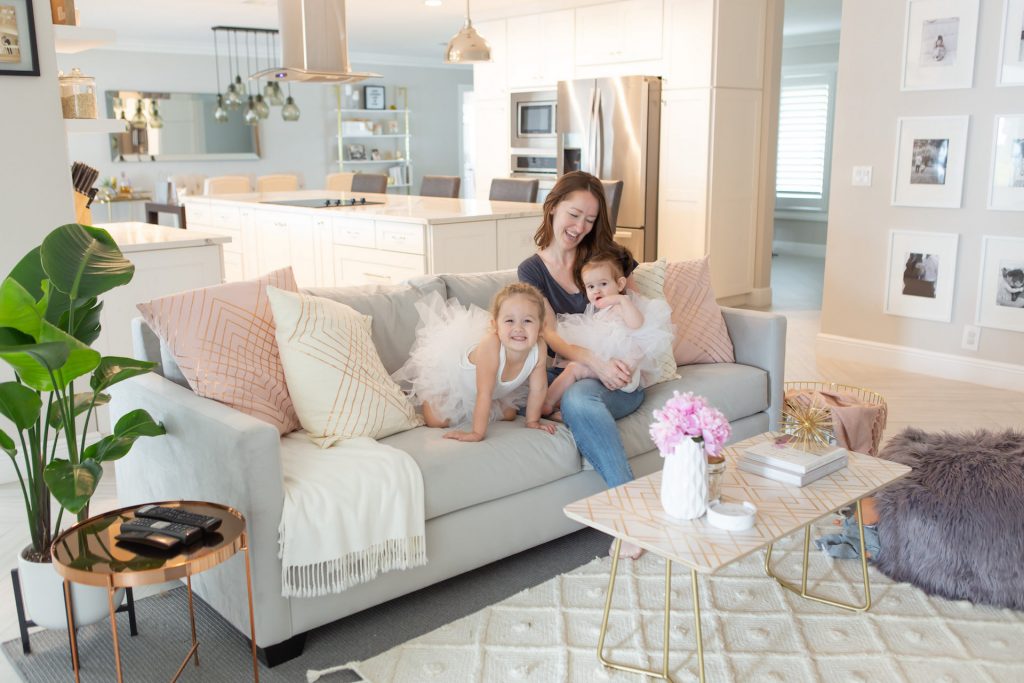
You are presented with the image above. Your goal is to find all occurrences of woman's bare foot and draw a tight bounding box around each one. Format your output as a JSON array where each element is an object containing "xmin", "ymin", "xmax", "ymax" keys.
[{"xmin": 611, "ymin": 539, "xmax": 644, "ymax": 559}]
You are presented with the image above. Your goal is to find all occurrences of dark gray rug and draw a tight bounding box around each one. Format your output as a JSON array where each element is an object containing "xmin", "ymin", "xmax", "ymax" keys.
[
  {"xmin": 3, "ymin": 528, "xmax": 610, "ymax": 682},
  {"xmin": 876, "ymin": 427, "xmax": 1024, "ymax": 610}
]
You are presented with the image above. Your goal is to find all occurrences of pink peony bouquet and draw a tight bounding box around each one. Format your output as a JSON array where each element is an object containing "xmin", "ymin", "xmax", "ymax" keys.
[{"xmin": 649, "ymin": 391, "xmax": 731, "ymax": 456}]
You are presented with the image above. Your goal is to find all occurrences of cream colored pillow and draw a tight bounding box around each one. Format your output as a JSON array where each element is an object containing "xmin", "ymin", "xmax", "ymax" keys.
[
  {"xmin": 629, "ymin": 259, "xmax": 680, "ymax": 385},
  {"xmin": 267, "ymin": 287, "xmax": 421, "ymax": 448}
]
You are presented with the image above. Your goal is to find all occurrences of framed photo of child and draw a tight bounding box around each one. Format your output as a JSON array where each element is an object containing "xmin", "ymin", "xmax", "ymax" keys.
[
  {"xmin": 988, "ymin": 115, "xmax": 1024, "ymax": 211},
  {"xmin": 884, "ymin": 229, "xmax": 960, "ymax": 322},
  {"xmin": 996, "ymin": 0, "xmax": 1024, "ymax": 86},
  {"xmin": 976, "ymin": 235, "xmax": 1024, "ymax": 333},
  {"xmin": 892, "ymin": 115, "xmax": 970, "ymax": 208},
  {"xmin": 900, "ymin": 0, "xmax": 979, "ymax": 90}
]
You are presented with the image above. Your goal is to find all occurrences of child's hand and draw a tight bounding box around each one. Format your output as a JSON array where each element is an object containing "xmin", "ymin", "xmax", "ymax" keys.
[
  {"xmin": 444, "ymin": 430, "xmax": 484, "ymax": 442},
  {"xmin": 526, "ymin": 420, "xmax": 557, "ymax": 434},
  {"xmin": 593, "ymin": 294, "xmax": 624, "ymax": 309}
]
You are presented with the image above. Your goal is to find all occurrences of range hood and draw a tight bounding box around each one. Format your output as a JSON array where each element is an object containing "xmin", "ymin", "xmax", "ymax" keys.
[{"xmin": 252, "ymin": 0, "xmax": 380, "ymax": 84}]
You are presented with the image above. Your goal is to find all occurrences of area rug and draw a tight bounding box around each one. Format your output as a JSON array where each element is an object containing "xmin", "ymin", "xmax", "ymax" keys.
[{"xmin": 323, "ymin": 520, "xmax": 1024, "ymax": 683}]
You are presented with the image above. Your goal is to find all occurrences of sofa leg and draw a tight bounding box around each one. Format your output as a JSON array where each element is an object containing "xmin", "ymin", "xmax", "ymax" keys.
[{"xmin": 257, "ymin": 633, "xmax": 307, "ymax": 667}]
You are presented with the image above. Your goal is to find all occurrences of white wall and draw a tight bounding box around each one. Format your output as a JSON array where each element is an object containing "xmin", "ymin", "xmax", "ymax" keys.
[
  {"xmin": 58, "ymin": 50, "xmax": 472, "ymax": 195},
  {"xmin": 821, "ymin": 0, "xmax": 1021, "ymax": 368}
]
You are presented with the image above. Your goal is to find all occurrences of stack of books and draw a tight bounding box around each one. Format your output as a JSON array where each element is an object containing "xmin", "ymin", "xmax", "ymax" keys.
[{"xmin": 737, "ymin": 438, "xmax": 848, "ymax": 486}]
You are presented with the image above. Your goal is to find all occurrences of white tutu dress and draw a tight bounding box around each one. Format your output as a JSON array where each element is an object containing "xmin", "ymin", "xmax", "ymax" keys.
[
  {"xmin": 555, "ymin": 292, "xmax": 673, "ymax": 392},
  {"xmin": 392, "ymin": 291, "xmax": 541, "ymax": 427}
]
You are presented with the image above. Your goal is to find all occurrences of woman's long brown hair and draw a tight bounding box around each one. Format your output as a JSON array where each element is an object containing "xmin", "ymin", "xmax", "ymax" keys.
[{"xmin": 532, "ymin": 171, "xmax": 619, "ymax": 291}]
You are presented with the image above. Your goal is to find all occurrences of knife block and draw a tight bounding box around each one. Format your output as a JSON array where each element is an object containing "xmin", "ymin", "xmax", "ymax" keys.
[{"xmin": 73, "ymin": 190, "xmax": 92, "ymax": 225}]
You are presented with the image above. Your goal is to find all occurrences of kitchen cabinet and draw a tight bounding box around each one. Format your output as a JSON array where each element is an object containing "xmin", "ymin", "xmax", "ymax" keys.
[
  {"xmin": 574, "ymin": 0, "xmax": 662, "ymax": 67},
  {"xmin": 471, "ymin": 19, "xmax": 508, "ymax": 100},
  {"xmin": 506, "ymin": 11, "xmax": 574, "ymax": 88}
]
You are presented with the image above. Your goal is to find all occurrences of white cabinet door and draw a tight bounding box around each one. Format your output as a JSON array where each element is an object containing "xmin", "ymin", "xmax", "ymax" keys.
[
  {"xmin": 507, "ymin": 11, "xmax": 574, "ymax": 88},
  {"xmin": 657, "ymin": 88, "xmax": 711, "ymax": 262},
  {"xmin": 495, "ymin": 217, "xmax": 538, "ymax": 271},
  {"xmin": 473, "ymin": 97, "xmax": 510, "ymax": 201},
  {"xmin": 575, "ymin": 0, "xmax": 663, "ymax": 66},
  {"xmin": 253, "ymin": 210, "xmax": 297, "ymax": 277},
  {"xmin": 472, "ymin": 19, "xmax": 507, "ymax": 100},
  {"xmin": 429, "ymin": 220, "xmax": 497, "ymax": 274}
]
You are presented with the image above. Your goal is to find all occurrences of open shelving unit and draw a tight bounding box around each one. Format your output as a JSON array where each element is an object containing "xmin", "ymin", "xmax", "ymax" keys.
[{"xmin": 333, "ymin": 87, "xmax": 412, "ymax": 193}]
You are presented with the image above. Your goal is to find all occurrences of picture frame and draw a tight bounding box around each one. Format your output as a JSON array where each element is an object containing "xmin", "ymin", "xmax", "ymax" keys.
[
  {"xmin": 885, "ymin": 229, "xmax": 960, "ymax": 322},
  {"xmin": 996, "ymin": 0, "xmax": 1024, "ymax": 86},
  {"xmin": 900, "ymin": 0, "xmax": 979, "ymax": 91},
  {"xmin": 988, "ymin": 114, "xmax": 1024, "ymax": 211},
  {"xmin": 976, "ymin": 235, "xmax": 1024, "ymax": 332},
  {"xmin": 0, "ymin": 0, "xmax": 40, "ymax": 77},
  {"xmin": 346, "ymin": 143, "xmax": 366, "ymax": 160},
  {"xmin": 892, "ymin": 115, "xmax": 970, "ymax": 208},
  {"xmin": 363, "ymin": 85, "xmax": 385, "ymax": 110}
]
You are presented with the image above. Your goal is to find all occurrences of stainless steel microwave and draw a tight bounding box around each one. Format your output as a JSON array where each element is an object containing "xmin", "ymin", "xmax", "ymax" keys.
[{"xmin": 510, "ymin": 90, "xmax": 556, "ymax": 149}]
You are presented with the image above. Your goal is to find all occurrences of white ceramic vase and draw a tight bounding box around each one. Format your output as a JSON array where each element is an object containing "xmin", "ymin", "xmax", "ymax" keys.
[
  {"xmin": 17, "ymin": 550, "xmax": 124, "ymax": 630},
  {"xmin": 660, "ymin": 438, "xmax": 708, "ymax": 520}
]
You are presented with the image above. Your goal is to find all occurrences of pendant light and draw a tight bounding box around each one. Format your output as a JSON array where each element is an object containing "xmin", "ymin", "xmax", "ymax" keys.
[
  {"xmin": 129, "ymin": 99, "xmax": 148, "ymax": 130},
  {"xmin": 444, "ymin": 0, "xmax": 491, "ymax": 64},
  {"xmin": 148, "ymin": 99, "xmax": 164, "ymax": 129},
  {"xmin": 252, "ymin": 32, "xmax": 270, "ymax": 118},
  {"xmin": 224, "ymin": 31, "xmax": 242, "ymax": 110},
  {"xmin": 232, "ymin": 31, "xmax": 247, "ymax": 98},
  {"xmin": 267, "ymin": 32, "xmax": 285, "ymax": 106},
  {"xmin": 281, "ymin": 83, "xmax": 300, "ymax": 122},
  {"xmin": 212, "ymin": 30, "xmax": 229, "ymax": 122}
]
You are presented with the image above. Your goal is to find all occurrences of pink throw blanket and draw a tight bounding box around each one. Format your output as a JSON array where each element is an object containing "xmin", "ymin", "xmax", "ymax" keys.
[{"xmin": 784, "ymin": 389, "xmax": 888, "ymax": 456}]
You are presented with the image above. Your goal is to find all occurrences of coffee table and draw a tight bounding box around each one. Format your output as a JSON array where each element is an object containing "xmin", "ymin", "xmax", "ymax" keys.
[
  {"xmin": 50, "ymin": 500, "xmax": 259, "ymax": 683},
  {"xmin": 563, "ymin": 433, "xmax": 911, "ymax": 682}
]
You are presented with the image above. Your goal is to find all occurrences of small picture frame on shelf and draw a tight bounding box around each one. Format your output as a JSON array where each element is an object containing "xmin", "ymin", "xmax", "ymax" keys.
[
  {"xmin": 900, "ymin": 0, "xmax": 980, "ymax": 91},
  {"xmin": 370, "ymin": 148, "xmax": 380, "ymax": 161},
  {"xmin": 346, "ymin": 143, "xmax": 366, "ymax": 160},
  {"xmin": 892, "ymin": 115, "xmax": 970, "ymax": 208},
  {"xmin": 976, "ymin": 235, "xmax": 1024, "ymax": 332},
  {"xmin": 884, "ymin": 229, "xmax": 960, "ymax": 322},
  {"xmin": 386, "ymin": 119, "xmax": 400, "ymax": 134},
  {"xmin": 996, "ymin": 0, "xmax": 1024, "ymax": 86},
  {"xmin": 363, "ymin": 85, "xmax": 385, "ymax": 110},
  {"xmin": 0, "ymin": 0, "xmax": 40, "ymax": 77},
  {"xmin": 988, "ymin": 114, "xmax": 1024, "ymax": 211}
]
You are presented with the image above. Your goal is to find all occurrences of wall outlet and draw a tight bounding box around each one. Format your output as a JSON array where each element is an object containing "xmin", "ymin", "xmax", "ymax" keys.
[
  {"xmin": 852, "ymin": 166, "xmax": 873, "ymax": 186},
  {"xmin": 961, "ymin": 324, "xmax": 981, "ymax": 351}
]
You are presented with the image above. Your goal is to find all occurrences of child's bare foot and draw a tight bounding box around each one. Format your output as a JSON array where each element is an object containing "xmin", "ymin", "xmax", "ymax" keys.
[
  {"xmin": 501, "ymin": 406, "xmax": 517, "ymax": 421},
  {"xmin": 547, "ymin": 410, "xmax": 563, "ymax": 423},
  {"xmin": 611, "ymin": 539, "xmax": 644, "ymax": 559},
  {"xmin": 541, "ymin": 401, "xmax": 556, "ymax": 416}
]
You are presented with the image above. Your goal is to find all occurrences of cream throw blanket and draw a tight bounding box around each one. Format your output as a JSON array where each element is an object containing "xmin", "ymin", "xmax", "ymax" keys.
[{"xmin": 277, "ymin": 434, "xmax": 427, "ymax": 598}]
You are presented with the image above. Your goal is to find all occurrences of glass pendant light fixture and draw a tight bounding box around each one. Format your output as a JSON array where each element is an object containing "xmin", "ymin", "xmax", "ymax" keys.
[
  {"xmin": 148, "ymin": 99, "xmax": 164, "ymax": 129},
  {"xmin": 252, "ymin": 33, "xmax": 270, "ymax": 118},
  {"xmin": 212, "ymin": 30, "xmax": 229, "ymax": 122},
  {"xmin": 130, "ymin": 99, "xmax": 148, "ymax": 130},
  {"xmin": 224, "ymin": 32, "xmax": 242, "ymax": 110},
  {"xmin": 281, "ymin": 83, "xmax": 300, "ymax": 122},
  {"xmin": 267, "ymin": 32, "xmax": 285, "ymax": 106},
  {"xmin": 444, "ymin": 0, "xmax": 491, "ymax": 64},
  {"xmin": 232, "ymin": 32, "xmax": 247, "ymax": 98},
  {"xmin": 214, "ymin": 95, "xmax": 229, "ymax": 122},
  {"xmin": 244, "ymin": 96, "xmax": 260, "ymax": 125}
]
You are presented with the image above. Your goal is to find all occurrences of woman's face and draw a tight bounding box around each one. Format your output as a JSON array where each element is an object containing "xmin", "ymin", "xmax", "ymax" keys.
[{"xmin": 550, "ymin": 189, "xmax": 600, "ymax": 251}]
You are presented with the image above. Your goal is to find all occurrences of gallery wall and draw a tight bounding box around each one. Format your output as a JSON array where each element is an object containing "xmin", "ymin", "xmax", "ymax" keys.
[{"xmin": 821, "ymin": 0, "xmax": 1023, "ymax": 380}]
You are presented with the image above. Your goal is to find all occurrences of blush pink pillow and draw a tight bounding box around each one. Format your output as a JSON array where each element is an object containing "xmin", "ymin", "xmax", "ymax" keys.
[
  {"xmin": 664, "ymin": 258, "xmax": 735, "ymax": 365},
  {"xmin": 137, "ymin": 268, "xmax": 302, "ymax": 435}
]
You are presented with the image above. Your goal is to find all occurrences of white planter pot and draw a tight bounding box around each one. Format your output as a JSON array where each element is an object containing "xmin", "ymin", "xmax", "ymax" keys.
[
  {"xmin": 660, "ymin": 439, "xmax": 708, "ymax": 520},
  {"xmin": 17, "ymin": 550, "xmax": 124, "ymax": 630}
]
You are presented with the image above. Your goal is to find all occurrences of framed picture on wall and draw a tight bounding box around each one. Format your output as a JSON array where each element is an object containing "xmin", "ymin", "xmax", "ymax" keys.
[
  {"xmin": 0, "ymin": 0, "xmax": 40, "ymax": 77},
  {"xmin": 988, "ymin": 115, "xmax": 1024, "ymax": 211},
  {"xmin": 892, "ymin": 115, "xmax": 970, "ymax": 208},
  {"xmin": 363, "ymin": 85, "xmax": 385, "ymax": 110},
  {"xmin": 997, "ymin": 0, "xmax": 1024, "ymax": 86},
  {"xmin": 900, "ymin": 0, "xmax": 980, "ymax": 90},
  {"xmin": 885, "ymin": 230, "xmax": 960, "ymax": 322},
  {"xmin": 976, "ymin": 235, "xmax": 1024, "ymax": 332}
]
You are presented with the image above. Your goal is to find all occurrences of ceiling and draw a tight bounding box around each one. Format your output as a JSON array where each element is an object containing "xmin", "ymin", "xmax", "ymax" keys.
[{"xmin": 76, "ymin": 0, "xmax": 842, "ymax": 62}]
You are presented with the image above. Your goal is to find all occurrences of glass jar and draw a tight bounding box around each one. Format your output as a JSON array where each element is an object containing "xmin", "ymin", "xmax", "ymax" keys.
[
  {"xmin": 59, "ymin": 68, "xmax": 97, "ymax": 119},
  {"xmin": 706, "ymin": 455, "xmax": 726, "ymax": 505}
]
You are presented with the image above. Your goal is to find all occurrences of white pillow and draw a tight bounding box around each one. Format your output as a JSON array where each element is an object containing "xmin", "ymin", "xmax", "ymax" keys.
[
  {"xmin": 630, "ymin": 259, "xmax": 680, "ymax": 385},
  {"xmin": 267, "ymin": 286, "xmax": 422, "ymax": 448}
]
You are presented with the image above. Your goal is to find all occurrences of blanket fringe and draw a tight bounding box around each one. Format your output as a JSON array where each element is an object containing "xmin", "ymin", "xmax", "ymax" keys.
[{"xmin": 281, "ymin": 536, "xmax": 427, "ymax": 598}]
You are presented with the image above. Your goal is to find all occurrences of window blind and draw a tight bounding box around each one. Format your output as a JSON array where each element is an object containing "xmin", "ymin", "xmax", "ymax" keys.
[{"xmin": 776, "ymin": 78, "xmax": 831, "ymax": 198}]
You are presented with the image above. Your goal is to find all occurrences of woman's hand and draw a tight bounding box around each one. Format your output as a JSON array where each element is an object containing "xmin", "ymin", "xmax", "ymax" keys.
[
  {"xmin": 526, "ymin": 420, "xmax": 557, "ymax": 435},
  {"xmin": 591, "ymin": 355, "xmax": 633, "ymax": 390},
  {"xmin": 444, "ymin": 430, "xmax": 484, "ymax": 442}
]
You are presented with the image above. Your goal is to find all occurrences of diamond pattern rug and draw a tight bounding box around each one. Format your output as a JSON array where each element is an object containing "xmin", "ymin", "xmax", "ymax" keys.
[{"xmin": 321, "ymin": 521, "xmax": 1024, "ymax": 683}]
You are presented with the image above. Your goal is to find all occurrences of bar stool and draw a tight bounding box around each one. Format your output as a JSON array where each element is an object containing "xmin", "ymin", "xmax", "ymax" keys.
[
  {"xmin": 144, "ymin": 202, "xmax": 187, "ymax": 229},
  {"xmin": 202, "ymin": 176, "xmax": 250, "ymax": 195},
  {"xmin": 420, "ymin": 175, "xmax": 461, "ymax": 198},
  {"xmin": 351, "ymin": 174, "xmax": 388, "ymax": 194},
  {"xmin": 325, "ymin": 172, "xmax": 355, "ymax": 192},
  {"xmin": 256, "ymin": 174, "xmax": 300, "ymax": 192},
  {"xmin": 489, "ymin": 178, "xmax": 539, "ymax": 203}
]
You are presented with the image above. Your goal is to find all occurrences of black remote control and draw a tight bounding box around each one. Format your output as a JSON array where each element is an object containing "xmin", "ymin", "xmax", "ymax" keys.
[
  {"xmin": 115, "ymin": 529, "xmax": 181, "ymax": 552},
  {"xmin": 120, "ymin": 517, "xmax": 204, "ymax": 545},
  {"xmin": 135, "ymin": 505, "xmax": 222, "ymax": 533}
]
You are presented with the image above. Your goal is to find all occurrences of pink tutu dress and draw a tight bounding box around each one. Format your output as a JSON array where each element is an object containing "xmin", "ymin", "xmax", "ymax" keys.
[{"xmin": 392, "ymin": 291, "xmax": 541, "ymax": 427}]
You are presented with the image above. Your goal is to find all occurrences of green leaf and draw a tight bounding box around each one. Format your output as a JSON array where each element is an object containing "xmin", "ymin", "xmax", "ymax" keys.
[
  {"xmin": 40, "ymin": 224, "xmax": 134, "ymax": 301},
  {"xmin": 7, "ymin": 246, "xmax": 47, "ymax": 301},
  {"xmin": 47, "ymin": 391, "xmax": 110, "ymax": 428},
  {"xmin": 0, "ymin": 335, "xmax": 99, "ymax": 392},
  {"xmin": 0, "ymin": 381, "xmax": 42, "ymax": 430},
  {"xmin": 90, "ymin": 356, "xmax": 156, "ymax": 393},
  {"xmin": 58, "ymin": 297, "xmax": 103, "ymax": 346},
  {"xmin": 0, "ymin": 278, "xmax": 45, "ymax": 338},
  {"xmin": 82, "ymin": 409, "xmax": 165, "ymax": 463},
  {"xmin": 43, "ymin": 458, "xmax": 102, "ymax": 514},
  {"xmin": 0, "ymin": 428, "xmax": 15, "ymax": 458}
]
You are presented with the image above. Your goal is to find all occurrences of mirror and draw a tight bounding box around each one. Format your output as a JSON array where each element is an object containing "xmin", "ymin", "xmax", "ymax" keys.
[{"xmin": 106, "ymin": 90, "xmax": 260, "ymax": 162}]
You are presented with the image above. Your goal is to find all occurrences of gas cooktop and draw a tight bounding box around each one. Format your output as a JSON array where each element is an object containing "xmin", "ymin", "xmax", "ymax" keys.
[{"xmin": 260, "ymin": 197, "xmax": 386, "ymax": 208}]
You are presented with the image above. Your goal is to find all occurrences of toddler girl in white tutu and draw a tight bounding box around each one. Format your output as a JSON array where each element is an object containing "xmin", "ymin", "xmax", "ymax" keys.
[
  {"xmin": 543, "ymin": 251, "xmax": 673, "ymax": 416},
  {"xmin": 393, "ymin": 283, "xmax": 556, "ymax": 442}
]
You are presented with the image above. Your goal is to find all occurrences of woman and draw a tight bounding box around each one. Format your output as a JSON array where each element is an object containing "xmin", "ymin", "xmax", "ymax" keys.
[{"xmin": 517, "ymin": 171, "xmax": 644, "ymax": 557}]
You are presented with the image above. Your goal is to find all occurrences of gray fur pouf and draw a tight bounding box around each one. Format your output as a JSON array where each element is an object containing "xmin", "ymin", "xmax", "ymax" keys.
[{"xmin": 874, "ymin": 427, "xmax": 1024, "ymax": 610}]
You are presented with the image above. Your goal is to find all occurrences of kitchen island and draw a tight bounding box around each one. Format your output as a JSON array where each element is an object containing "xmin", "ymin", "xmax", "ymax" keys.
[{"xmin": 182, "ymin": 191, "xmax": 544, "ymax": 287}]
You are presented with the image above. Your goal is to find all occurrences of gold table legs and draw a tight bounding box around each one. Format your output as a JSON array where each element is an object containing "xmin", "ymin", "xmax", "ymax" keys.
[
  {"xmin": 764, "ymin": 498, "xmax": 872, "ymax": 612},
  {"xmin": 597, "ymin": 539, "xmax": 705, "ymax": 683}
]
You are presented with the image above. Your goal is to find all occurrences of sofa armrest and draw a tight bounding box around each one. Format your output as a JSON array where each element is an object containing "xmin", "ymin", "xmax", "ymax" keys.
[
  {"xmin": 720, "ymin": 307, "xmax": 786, "ymax": 430},
  {"xmin": 109, "ymin": 373, "xmax": 293, "ymax": 647}
]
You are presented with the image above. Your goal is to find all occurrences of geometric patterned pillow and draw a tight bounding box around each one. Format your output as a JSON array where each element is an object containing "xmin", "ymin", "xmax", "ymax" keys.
[
  {"xmin": 664, "ymin": 257, "xmax": 734, "ymax": 365},
  {"xmin": 629, "ymin": 259, "xmax": 680, "ymax": 385},
  {"xmin": 137, "ymin": 267, "xmax": 302, "ymax": 435},
  {"xmin": 266, "ymin": 287, "xmax": 421, "ymax": 448}
]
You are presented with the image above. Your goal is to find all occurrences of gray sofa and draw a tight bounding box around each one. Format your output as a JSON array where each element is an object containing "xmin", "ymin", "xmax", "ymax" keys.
[{"xmin": 111, "ymin": 269, "xmax": 786, "ymax": 665}]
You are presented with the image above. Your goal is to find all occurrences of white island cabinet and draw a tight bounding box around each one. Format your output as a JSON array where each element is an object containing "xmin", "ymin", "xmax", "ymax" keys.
[{"xmin": 183, "ymin": 192, "xmax": 543, "ymax": 287}]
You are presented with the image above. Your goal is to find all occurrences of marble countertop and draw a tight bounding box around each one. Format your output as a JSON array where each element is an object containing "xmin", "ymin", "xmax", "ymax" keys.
[
  {"xmin": 96, "ymin": 222, "xmax": 232, "ymax": 253},
  {"xmin": 183, "ymin": 191, "xmax": 543, "ymax": 225}
]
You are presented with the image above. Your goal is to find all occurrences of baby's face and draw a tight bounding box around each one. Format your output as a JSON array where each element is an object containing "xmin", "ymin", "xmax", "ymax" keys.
[
  {"xmin": 582, "ymin": 263, "xmax": 625, "ymax": 306},
  {"xmin": 495, "ymin": 294, "xmax": 542, "ymax": 353}
]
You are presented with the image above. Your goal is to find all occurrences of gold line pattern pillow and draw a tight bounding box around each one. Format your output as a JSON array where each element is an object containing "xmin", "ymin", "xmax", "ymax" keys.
[
  {"xmin": 664, "ymin": 257, "xmax": 735, "ymax": 364},
  {"xmin": 629, "ymin": 259, "xmax": 680, "ymax": 385},
  {"xmin": 267, "ymin": 286, "xmax": 421, "ymax": 448},
  {"xmin": 137, "ymin": 267, "xmax": 302, "ymax": 434}
]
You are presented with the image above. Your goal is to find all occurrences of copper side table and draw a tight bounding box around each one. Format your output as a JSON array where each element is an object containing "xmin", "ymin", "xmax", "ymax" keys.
[{"xmin": 50, "ymin": 500, "xmax": 259, "ymax": 683}]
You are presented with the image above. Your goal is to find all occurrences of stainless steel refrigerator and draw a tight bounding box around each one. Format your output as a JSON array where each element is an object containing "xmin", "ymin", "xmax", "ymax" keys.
[{"xmin": 557, "ymin": 76, "xmax": 661, "ymax": 262}]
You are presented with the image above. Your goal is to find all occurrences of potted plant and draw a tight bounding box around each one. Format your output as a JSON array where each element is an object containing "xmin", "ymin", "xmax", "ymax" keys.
[{"xmin": 1, "ymin": 223, "xmax": 165, "ymax": 629}]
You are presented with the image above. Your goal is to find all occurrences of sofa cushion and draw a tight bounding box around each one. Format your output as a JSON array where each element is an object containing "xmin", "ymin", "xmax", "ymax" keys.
[
  {"xmin": 440, "ymin": 270, "xmax": 518, "ymax": 311},
  {"xmin": 267, "ymin": 287, "xmax": 421, "ymax": 447},
  {"xmin": 664, "ymin": 258, "xmax": 735, "ymax": 365},
  {"xmin": 378, "ymin": 420, "xmax": 581, "ymax": 520},
  {"xmin": 304, "ymin": 277, "xmax": 446, "ymax": 375}
]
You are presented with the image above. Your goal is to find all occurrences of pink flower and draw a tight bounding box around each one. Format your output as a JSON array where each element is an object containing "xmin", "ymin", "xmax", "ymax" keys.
[{"xmin": 649, "ymin": 391, "xmax": 731, "ymax": 456}]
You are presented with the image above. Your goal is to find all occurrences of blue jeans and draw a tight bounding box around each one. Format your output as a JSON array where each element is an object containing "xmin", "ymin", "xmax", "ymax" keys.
[{"xmin": 550, "ymin": 368, "xmax": 645, "ymax": 488}]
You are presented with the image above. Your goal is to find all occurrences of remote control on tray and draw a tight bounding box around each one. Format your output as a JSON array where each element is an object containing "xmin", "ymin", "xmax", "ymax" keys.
[
  {"xmin": 120, "ymin": 517, "xmax": 203, "ymax": 545},
  {"xmin": 135, "ymin": 505, "xmax": 222, "ymax": 533}
]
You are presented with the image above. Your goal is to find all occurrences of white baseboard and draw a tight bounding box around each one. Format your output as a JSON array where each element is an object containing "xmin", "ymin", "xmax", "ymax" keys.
[
  {"xmin": 816, "ymin": 333, "xmax": 1024, "ymax": 392},
  {"xmin": 773, "ymin": 240, "xmax": 827, "ymax": 258}
]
